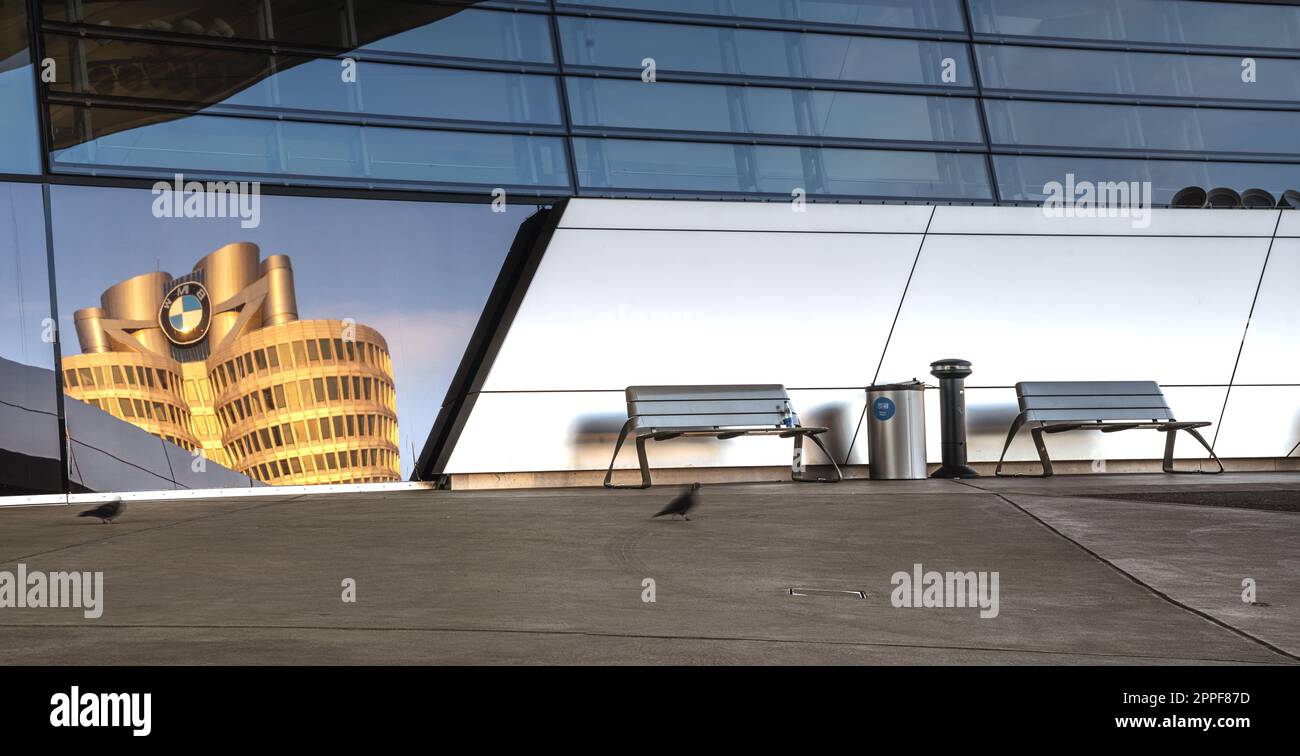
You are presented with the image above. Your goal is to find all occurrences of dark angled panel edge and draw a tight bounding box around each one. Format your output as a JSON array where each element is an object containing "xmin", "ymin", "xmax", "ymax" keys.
[{"xmin": 413, "ymin": 198, "xmax": 568, "ymax": 482}]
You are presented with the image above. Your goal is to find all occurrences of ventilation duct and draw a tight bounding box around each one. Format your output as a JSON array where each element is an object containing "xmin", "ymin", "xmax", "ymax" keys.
[
  {"xmin": 1279, "ymin": 189, "xmax": 1300, "ymax": 209},
  {"xmin": 1170, "ymin": 186, "xmax": 1207, "ymax": 208},
  {"xmin": 1240, "ymin": 189, "xmax": 1276, "ymax": 208},
  {"xmin": 1205, "ymin": 187, "xmax": 1243, "ymax": 208}
]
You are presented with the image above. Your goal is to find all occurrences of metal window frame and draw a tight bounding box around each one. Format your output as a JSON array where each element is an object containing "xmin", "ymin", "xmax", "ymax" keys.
[
  {"xmin": 552, "ymin": 0, "xmax": 972, "ymax": 41},
  {"xmin": 568, "ymin": 135, "xmax": 996, "ymax": 199},
  {"xmin": 12, "ymin": 0, "xmax": 1300, "ymax": 206}
]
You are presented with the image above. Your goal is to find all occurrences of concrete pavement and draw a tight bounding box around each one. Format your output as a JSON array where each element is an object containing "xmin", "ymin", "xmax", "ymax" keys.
[{"xmin": 0, "ymin": 473, "xmax": 1296, "ymax": 665}]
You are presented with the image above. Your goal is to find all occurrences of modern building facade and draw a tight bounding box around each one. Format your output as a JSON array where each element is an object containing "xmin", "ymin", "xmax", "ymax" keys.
[{"xmin": 2, "ymin": 0, "xmax": 1298, "ymax": 499}]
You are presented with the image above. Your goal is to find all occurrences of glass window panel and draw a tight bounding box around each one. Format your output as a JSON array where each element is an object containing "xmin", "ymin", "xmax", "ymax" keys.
[
  {"xmin": 46, "ymin": 34, "xmax": 564, "ymax": 146},
  {"xmin": 50, "ymin": 107, "xmax": 570, "ymax": 189},
  {"xmin": 994, "ymin": 154, "xmax": 1300, "ymax": 204},
  {"xmin": 45, "ymin": 0, "xmax": 351, "ymax": 46},
  {"xmin": 970, "ymin": 0, "xmax": 1300, "ymax": 50},
  {"xmin": 355, "ymin": 125, "xmax": 569, "ymax": 188},
  {"xmin": 265, "ymin": 0, "xmax": 350, "ymax": 46},
  {"xmin": 977, "ymin": 44, "xmax": 1300, "ymax": 104},
  {"xmin": 816, "ymin": 147, "xmax": 990, "ymax": 198},
  {"xmin": 567, "ymin": 78, "xmax": 983, "ymax": 143},
  {"xmin": 233, "ymin": 60, "xmax": 563, "ymax": 125},
  {"xmin": 557, "ymin": 0, "xmax": 966, "ymax": 31},
  {"xmin": 986, "ymin": 100, "xmax": 1300, "ymax": 157},
  {"xmin": 46, "ymin": 0, "xmax": 270, "ymax": 40},
  {"xmin": 0, "ymin": 183, "xmax": 50, "ymax": 369},
  {"xmin": 0, "ymin": 182, "xmax": 60, "ymax": 494},
  {"xmin": 52, "ymin": 107, "xmax": 283, "ymax": 173},
  {"xmin": 48, "ymin": 184, "xmax": 536, "ymax": 490},
  {"xmin": 235, "ymin": 54, "xmax": 348, "ymax": 111},
  {"xmin": 44, "ymin": 33, "xmax": 282, "ymax": 107},
  {"xmin": 574, "ymin": 137, "xmax": 990, "ymax": 198},
  {"xmin": 1, "ymin": 0, "xmax": 40, "ymax": 173},
  {"xmin": 353, "ymin": 64, "xmax": 561, "ymax": 124},
  {"xmin": 559, "ymin": 17, "xmax": 972, "ymax": 87},
  {"xmin": 359, "ymin": 8, "xmax": 554, "ymax": 64}
]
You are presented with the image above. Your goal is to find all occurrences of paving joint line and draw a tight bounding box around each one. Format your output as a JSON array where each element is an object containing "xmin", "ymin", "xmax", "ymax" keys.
[{"xmin": 952, "ymin": 478, "xmax": 1300, "ymax": 663}]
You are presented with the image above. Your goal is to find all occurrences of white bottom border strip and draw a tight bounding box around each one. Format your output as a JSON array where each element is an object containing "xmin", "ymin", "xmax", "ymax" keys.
[{"xmin": 0, "ymin": 481, "xmax": 438, "ymax": 508}]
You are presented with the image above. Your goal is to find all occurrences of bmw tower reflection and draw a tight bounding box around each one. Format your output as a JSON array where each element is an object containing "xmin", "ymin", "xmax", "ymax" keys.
[{"xmin": 63, "ymin": 243, "xmax": 401, "ymax": 485}]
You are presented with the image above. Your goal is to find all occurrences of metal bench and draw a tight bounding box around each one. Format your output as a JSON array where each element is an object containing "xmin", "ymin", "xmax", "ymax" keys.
[
  {"xmin": 603, "ymin": 384, "xmax": 843, "ymax": 489},
  {"xmin": 995, "ymin": 381, "xmax": 1224, "ymax": 477}
]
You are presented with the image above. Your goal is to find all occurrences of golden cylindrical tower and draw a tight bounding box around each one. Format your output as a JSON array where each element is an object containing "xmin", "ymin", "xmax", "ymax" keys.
[
  {"xmin": 100, "ymin": 270, "xmax": 171, "ymax": 354},
  {"xmin": 194, "ymin": 242, "xmax": 259, "ymax": 347},
  {"xmin": 260, "ymin": 255, "xmax": 298, "ymax": 326},
  {"xmin": 62, "ymin": 350, "xmax": 199, "ymax": 452},
  {"xmin": 73, "ymin": 307, "xmax": 112, "ymax": 354},
  {"xmin": 208, "ymin": 320, "xmax": 400, "ymax": 485}
]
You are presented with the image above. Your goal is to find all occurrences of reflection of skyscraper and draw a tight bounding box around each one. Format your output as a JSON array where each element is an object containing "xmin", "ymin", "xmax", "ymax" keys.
[{"xmin": 63, "ymin": 243, "xmax": 400, "ymax": 485}]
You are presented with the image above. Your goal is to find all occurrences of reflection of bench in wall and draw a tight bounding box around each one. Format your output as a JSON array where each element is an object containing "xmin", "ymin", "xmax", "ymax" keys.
[
  {"xmin": 995, "ymin": 381, "xmax": 1225, "ymax": 477},
  {"xmin": 603, "ymin": 385, "xmax": 843, "ymax": 489}
]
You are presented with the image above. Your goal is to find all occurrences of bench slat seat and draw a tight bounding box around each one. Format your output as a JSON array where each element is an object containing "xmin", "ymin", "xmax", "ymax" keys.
[
  {"xmin": 1024, "ymin": 408, "xmax": 1175, "ymax": 422},
  {"xmin": 627, "ymin": 385, "xmax": 792, "ymax": 402},
  {"xmin": 1041, "ymin": 420, "xmax": 1210, "ymax": 434},
  {"xmin": 631, "ymin": 413, "xmax": 810, "ymax": 429},
  {"xmin": 1018, "ymin": 381, "xmax": 1164, "ymax": 395},
  {"xmin": 604, "ymin": 384, "xmax": 842, "ymax": 488},
  {"xmin": 995, "ymin": 381, "xmax": 1224, "ymax": 477},
  {"xmin": 1017, "ymin": 394, "xmax": 1174, "ymax": 411},
  {"xmin": 630, "ymin": 399, "xmax": 795, "ymax": 415}
]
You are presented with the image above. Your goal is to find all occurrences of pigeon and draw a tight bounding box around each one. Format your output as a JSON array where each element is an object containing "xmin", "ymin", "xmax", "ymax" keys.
[
  {"xmin": 653, "ymin": 483, "xmax": 700, "ymax": 521},
  {"xmin": 78, "ymin": 498, "xmax": 124, "ymax": 524}
]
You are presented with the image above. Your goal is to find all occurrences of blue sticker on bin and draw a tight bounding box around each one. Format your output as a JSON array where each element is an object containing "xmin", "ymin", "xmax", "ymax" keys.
[{"xmin": 873, "ymin": 396, "xmax": 896, "ymax": 421}]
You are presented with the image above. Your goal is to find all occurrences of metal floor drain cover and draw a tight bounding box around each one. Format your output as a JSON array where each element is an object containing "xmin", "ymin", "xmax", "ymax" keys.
[{"xmin": 789, "ymin": 588, "xmax": 866, "ymax": 599}]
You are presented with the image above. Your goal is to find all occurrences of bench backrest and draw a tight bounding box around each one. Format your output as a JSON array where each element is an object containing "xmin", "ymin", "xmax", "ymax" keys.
[
  {"xmin": 1016, "ymin": 381, "xmax": 1176, "ymax": 423},
  {"xmin": 625, "ymin": 384, "xmax": 794, "ymax": 430}
]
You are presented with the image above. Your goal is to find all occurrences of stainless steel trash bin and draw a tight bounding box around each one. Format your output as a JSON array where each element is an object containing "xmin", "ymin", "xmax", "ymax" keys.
[{"xmin": 866, "ymin": 381, "xmax": 928, "ymax": 480}]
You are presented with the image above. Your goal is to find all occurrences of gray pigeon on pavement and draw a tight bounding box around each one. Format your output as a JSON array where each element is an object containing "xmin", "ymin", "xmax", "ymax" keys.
[
  {"xmin": 78, "ymin": 498, "xmax": 124, "ymax": 524},
  {"xmin": 653, "ymin": 483, "xmax": 700, "ymax": 521}
]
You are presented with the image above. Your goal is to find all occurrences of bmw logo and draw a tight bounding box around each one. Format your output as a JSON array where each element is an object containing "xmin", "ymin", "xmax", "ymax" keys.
[{"xmin": 158, "ymin": 281, "xmax": 212, "ymax": 346}]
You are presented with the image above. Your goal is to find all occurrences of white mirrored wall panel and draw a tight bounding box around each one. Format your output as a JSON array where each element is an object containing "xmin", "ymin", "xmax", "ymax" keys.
[
  {"xmin": 877, "ymin": 234, "xmax": 1267, "ymax": 387},
  {"xmin": 445, "ymin": 388, "xmax": 863, "ymax": 474},
  {"xmin": 927, "ymin": 206, "xmax": 1280, "ymax": 238},
  {"xmin": 558, "ymin": 199, "xmax": 936, "ymax": 234},
  {"xmin": 1277, "ymin": 212, "xmax": 1300, "ymax": 238},
  {"xmin": 1233, "ymin": 239, "xmax": 1300, "ymax": 385},
  {"xmin": 1213, "ymin": 387, "xmax": 1300, "ymax": 459},
  {"xmin": 450, "ymin": 199, "xmax": 1295, "ymax": 476},
  {"xmin": 482, "ymin": 226, "xmax": 924, "ymax": 391}
]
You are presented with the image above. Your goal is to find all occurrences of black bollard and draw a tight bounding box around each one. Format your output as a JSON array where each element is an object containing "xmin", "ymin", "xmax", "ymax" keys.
[{"xmin": 929, "ymin": 359, "xmax": 979, "ymax": 478}]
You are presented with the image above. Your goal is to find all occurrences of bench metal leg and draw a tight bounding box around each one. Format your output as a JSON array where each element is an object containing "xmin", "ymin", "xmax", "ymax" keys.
[
  {"xmin": 1030, "ymin": 426, "xmax": 1055, "ymax": 477},
  {"xmin": 994, "ymin": 414, "xmax": 1026, "ymax": 477},
  {"xmin": 603, "ymin": 420, "xmax": 653, "ymax": 489},
  {"xmin": 996, "ymin": 417, "xmax": 1053, "ymax": 477},
  {"xmin": 634, "ymin": 435, "xmax": 652, "ymax": 488},
  {"xmin": 1163, "ymin": 428, "xmax": 1225, "ymax": 474},
  {"xmin": 792, "ymin": 433, "xmax": 842, "ymax": 483}
]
